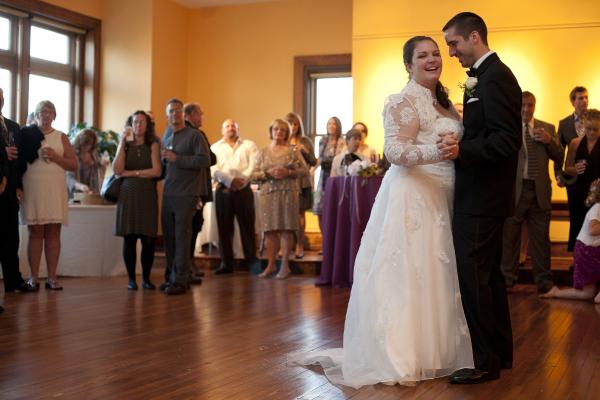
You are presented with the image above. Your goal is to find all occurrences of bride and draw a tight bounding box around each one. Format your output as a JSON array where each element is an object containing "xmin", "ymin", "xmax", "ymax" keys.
[{"xmin": 289, "ymin": 36, "xmax": 474, "ymax": 388}]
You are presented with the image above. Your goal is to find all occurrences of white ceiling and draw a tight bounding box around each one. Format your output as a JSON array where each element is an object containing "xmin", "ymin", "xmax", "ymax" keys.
[{"xmin": 171, "ymin": 0, "xmax": 284, "ymax": 8}]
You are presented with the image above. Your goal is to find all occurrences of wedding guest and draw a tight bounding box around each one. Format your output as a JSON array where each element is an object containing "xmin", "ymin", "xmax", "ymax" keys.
[
  {"xmin": 558, "ymin": 87, "xmax": 590, "ymax": 252},
  {"xmin": 253, "ymin": 119, "xmax": 307, "ymax": 279},
  {"xmin": 562, "ymin": 109, "xmax": 600, "ymax": 256},
  {"xmin": 352, "ymin": 122, "xmax": 377, "ymax": 160},
  {"xmin": 500, "ymin": 91, "xmax": 564, "ymax": 293},
  {"xmin": 285, "ymin": 112, "xmax": 317, "ymax": 259},
  {"xmin": 558, "ymin": 87, "xmax": 589, "ymax": 149},
  {"xmin": 313, "ymin": 117, "xmax": 345, "ymax": 229},
  {"xmin": 26, "ymin": 112, "xmax": 35, "ymax": 126},
  {"xmin": 0, "ymin": 87, "xmax": 34, "ymax": 293},
  {"xmin": 161, "ymin": 99, "xmax": 211, "ymax": 295},
  {"xmin": 67, "ymin": 129, "xmax": 107, "ymax": 198},
  {"xmin": 20, "ymin": 101, "xmax": 78, "ymax": 290},
  {"xmin": 211, "ymin": 119, "xmax": 258, "ymax": 274},
  {"xmin": 331, "ymin": 129, "xmax": 366, "ymax": 177},
  {"xmin": 1, "ymin": 112, "xmax": 7, "ymax": 310},
  {"xmin": 542, "ymin": 178, "xmax": 600, "ymax": 303},
  {"xmin": 182, "ymin": 102, "xmax": 216, "ymax": 279},
  {"xmin": 112, "ymin": 111, "xmax": 161, "ymax": 290}
]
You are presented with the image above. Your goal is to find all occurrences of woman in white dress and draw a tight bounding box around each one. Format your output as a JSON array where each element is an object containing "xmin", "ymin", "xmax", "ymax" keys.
[
  {"xmin": 21, "ymin": 101, "xmax": 77, "ymax": 290},
  {"xmin": 289, "ymin": 36, "xmax": 473, "ymax": 388}
]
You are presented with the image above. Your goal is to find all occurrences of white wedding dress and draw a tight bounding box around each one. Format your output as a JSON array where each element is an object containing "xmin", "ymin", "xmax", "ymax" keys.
[{"xmin": 289, "ymin": 80, "xmax": 474, "ymax": 388}]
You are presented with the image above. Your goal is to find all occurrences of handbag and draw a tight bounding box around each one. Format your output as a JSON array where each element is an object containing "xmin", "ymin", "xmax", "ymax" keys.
[{"xmin": 101, "ymin": 174, "xmax": 122, "ymax": 202}]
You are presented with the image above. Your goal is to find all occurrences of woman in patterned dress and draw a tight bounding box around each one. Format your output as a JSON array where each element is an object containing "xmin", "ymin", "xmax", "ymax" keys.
[
  {"xmin": 253, "ymin": 119, "xmax": 308, "ymax": 279},
  {"xmin": 67, "ymin": 128, "xmax": 107, "ymax": 198}
]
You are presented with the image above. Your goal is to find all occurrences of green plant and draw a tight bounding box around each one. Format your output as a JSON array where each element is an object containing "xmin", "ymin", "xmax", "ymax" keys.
[{"xmin": 69, "ymin": 122, "xmax": 120, "ymax": 161}]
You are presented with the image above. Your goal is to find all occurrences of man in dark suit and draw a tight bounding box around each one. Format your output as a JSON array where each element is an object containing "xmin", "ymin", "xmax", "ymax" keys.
[
  {"xmin": 0, "ymin": 103, "xmax": 7, "ymax": 313},
  {"xmin": 442, "ymin": 12, "xmax": 522, "ymax": 384},
  {"xmin": 556, "ymin": 87, "xmax": 588, "ymax": 186},
  {"xmin": 501, "ymin": 91, "xmax": 564, "ymax": 293},
  {"xmin": 556, "ymin": 87, "xmax": 589, "ymax": 254},
  {"xmin": 183, "ymin": 102, "xmax": 216, "ymax": 278},
  {"xmin": 0, "ymin": 87, "xmax": 34, "ymax": 296}
]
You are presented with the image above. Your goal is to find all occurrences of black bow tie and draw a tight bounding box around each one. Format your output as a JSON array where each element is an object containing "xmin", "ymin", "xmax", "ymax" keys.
[{"xmin": 467, "ymin": 68, "xmax": 477, "ymax": 77}]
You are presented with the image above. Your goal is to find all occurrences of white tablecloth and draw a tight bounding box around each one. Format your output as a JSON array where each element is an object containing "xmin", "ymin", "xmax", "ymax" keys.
[
  {"xmin": 18, "ymin": 204, "xmax": 127, "ymax": 277},
  {"xmin": 194, "ymin": 190, "xmax": 262, "ymax": 259}
]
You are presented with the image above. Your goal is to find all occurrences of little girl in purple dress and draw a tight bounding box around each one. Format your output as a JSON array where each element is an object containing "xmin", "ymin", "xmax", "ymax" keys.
[{"xmin": 542, "ymin": 178, "xmax": 600, "ymax": 303}]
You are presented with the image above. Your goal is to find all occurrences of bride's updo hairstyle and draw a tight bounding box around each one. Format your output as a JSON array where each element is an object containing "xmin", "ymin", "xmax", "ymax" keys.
[{"xmin": 403, "ymin": 36, "xmax": 451, "ymax": 109}]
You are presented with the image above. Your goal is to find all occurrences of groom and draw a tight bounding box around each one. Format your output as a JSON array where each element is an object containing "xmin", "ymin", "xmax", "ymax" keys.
[{"xmin": 440, "ymin": 12, "xmax": 522, "ymax": 384}]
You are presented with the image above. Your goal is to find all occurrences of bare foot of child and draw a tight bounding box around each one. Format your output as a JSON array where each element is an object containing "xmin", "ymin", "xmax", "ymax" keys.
[{"xmin": 540, "ymin": 286, "xmax": 559, "ymax": 299}]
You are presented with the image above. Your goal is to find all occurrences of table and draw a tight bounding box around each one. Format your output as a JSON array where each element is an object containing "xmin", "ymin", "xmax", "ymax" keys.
[
  {"xmin": 194, "ymin": 189, "xmax": 262, "ymax": 258},
  {"xmin": 316, "ymin": 176, "xmax": 383, "ymax": 287},
  {"xmin": 17, "ymin": 204, "xmax": 127, "ymax": 277}
]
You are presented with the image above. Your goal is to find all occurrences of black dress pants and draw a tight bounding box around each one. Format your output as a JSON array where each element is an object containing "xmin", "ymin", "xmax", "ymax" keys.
[
  {"xmin": 190, "ymin": 207, "xmax": 204, "ymax": 259},
  {"xmin": 0, "ymin": 203, "xmax": 26, "ymax": 290},
  {"xmin": 453, "ymin": 214, "xmax": 513, "ymax": 372},
  {"xmin": 215, "ymin": 185, "xmax": 256, "ymax": 269}
]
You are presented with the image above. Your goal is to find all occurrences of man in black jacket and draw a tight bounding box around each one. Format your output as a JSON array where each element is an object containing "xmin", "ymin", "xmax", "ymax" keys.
[
  {"xmin": 0, "ymin": 87, "xmax": 34, "ymax": 296},
  {"xmin": 442, "ymin": 12, "xmax": 522, "ymax": 384}
]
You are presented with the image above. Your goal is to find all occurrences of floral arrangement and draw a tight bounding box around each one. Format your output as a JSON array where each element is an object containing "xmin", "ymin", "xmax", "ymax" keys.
[
  {"xmin": 458, "ymin": 76, "xmax": 478, "ymax": 98},
  {"xmin": 69, "ymin": 122, "xmax": 120, "ymax": 161},
  {"xmin": 347, "ymin": 159, "xmax": 379, "ymax": 177}
]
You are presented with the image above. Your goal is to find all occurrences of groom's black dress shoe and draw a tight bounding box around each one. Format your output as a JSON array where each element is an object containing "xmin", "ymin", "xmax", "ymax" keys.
[{"xmin": 449, "ymin": 368, "xmax": 500, "ymax": 384}]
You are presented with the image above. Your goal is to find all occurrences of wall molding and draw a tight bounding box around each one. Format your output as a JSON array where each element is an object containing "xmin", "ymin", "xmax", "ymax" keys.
[{"xmin": 353, "ymin": 21, "xmax": 600, "ymax": 41}]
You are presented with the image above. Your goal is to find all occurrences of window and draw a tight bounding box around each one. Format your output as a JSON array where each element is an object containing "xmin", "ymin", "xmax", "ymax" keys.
[
  {"xmin": 294, "ymin": 54, "xmax": 352, "ymax": 138},
  {"xmin": 0, "ymin": 2, "xmax": 100, "ymax": 130},
  {"xmin": 293, "ymin": 54, "xmax": 352, "ymax": 188},
  {"xmin": 312, "ymin": 74, "xmax": 353, "ymax": 157}
]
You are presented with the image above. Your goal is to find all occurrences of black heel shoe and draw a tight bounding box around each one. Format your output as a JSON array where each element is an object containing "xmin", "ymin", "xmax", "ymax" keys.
[
  {"xmin": 142, "ymin": 281, "xmax": 156, "ymax": 290},
  {"xmin": 127, "ymin": 280, "xmax": 138, "ymax": 290}
]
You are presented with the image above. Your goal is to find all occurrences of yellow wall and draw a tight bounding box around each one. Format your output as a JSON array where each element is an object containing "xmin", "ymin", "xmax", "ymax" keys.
[
  {"xmin": 43, "ymin": 0, "xmax": 153, "ymax": 132},
  {"xmin": 150, "ymin": 0, "xmax": 189, "ymax": 135},
  {"xmin": 353, "ymin": 0, "xmax": 600, "ymax": 241},
  {"xmin": 102, "ymin": 0, "xmax": 153, "ymax": 131},
  {"xmin": 187, "ymin": 0, "xmax": 353, "ymax": 147}
]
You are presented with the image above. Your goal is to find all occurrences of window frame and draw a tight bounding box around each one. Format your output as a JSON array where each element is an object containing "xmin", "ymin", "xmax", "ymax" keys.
[
  {"xmin": 0, "ymin": 0, "xmax": 100, "ymax": 127},
  {"xmin": 293, "ymin": 54, "xmax": 352, "ymax": 140}
]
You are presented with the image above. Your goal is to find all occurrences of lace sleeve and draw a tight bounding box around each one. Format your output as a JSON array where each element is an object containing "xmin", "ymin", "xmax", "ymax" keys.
[{"xmin": 383, "ymin": 96, "xmax": 442, "ymax": 167}]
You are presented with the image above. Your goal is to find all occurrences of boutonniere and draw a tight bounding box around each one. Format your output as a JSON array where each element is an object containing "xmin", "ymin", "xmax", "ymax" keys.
[{"xmin": 459, "ymin": 77, "xmax": 478, "ymax": 98}]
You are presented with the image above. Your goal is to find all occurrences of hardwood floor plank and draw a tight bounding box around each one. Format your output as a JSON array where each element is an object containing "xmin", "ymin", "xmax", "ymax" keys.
[{"xmin": 1, "ymin": 260, "xmax": 599, "ymax": 399}]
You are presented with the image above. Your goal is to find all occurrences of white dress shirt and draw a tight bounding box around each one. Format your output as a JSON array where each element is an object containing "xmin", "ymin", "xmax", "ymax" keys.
[
  {"xmin": 577, "ymin": 203, "xmax": 600, "ymax": 247},
  {"xmin": 472, "ymin": 50, "xmax": 495, "ymax": 70},
  {"xmin": 210, "ymin": 137, "xmax": 258, "ymax": 189}
]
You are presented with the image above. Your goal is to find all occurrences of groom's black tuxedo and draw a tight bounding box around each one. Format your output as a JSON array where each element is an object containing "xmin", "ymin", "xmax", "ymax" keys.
[
  {"xmin": 452, "ymin": 52, "xmax": 522, "ymax": 374},
  {"xmin": 455, "ymin": 53, "xmax": 522, "ymax": 216}
]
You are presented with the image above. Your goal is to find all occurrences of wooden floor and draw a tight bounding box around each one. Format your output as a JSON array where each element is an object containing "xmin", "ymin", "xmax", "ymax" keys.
[{"xmin": 1, "ymin": 260, "xmax": 599, "ymax": 400}]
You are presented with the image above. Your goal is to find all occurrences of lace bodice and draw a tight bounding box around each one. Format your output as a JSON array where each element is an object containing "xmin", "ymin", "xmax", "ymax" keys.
[{"xmin": 383, "ymin": 80, "xmax": 463, "ymax": 167}]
